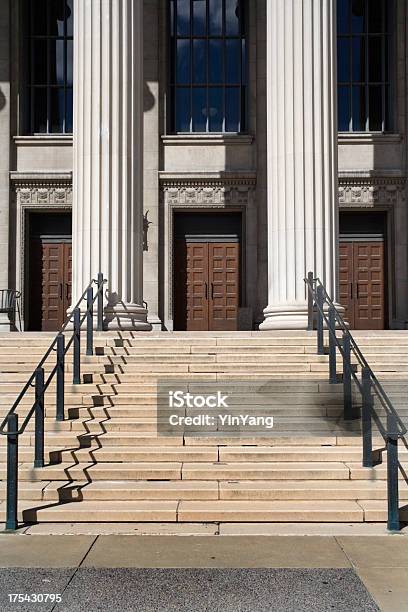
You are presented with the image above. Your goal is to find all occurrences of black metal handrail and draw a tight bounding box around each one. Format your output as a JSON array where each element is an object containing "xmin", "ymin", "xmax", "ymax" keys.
[
  {"xmin": 305, "ymin": 272, "xmax": 407, "ymax": 532},
  {"xmin": 4, "ymin": 273, "xmax": 107, "ymax": 531}
]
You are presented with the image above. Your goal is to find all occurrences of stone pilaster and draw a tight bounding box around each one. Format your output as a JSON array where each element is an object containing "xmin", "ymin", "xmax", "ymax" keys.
[
  {"xmin": 261, "ymin": 0, "xmax": 339, "ymax": 329},
  {"xmin": 0, "ymin": 1, "xmax": 10, "ymax": 329},
  {"xmin": 73, "ymin": 0, "xmax": 150, "ymax": 330}
]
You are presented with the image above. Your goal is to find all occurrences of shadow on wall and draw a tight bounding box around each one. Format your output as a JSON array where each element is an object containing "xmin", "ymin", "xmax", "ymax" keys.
[
  {"xmin": 144, "ymin": 82, "xmax": 155, "ymax": 113},
  {"xmin": 0, "ymin": 88, "xmax": 6, "ymax": 112},
  {"xmin": 143, "ymin": 82, "xmax": 155, "ymax": 254}
]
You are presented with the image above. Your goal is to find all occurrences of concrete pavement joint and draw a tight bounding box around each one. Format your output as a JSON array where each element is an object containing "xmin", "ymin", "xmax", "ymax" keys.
[
  {"xmin": 49, "ymin": 536, "xmax": 99, "ymax": 612},
  {"xmin": 334, "ymin": 535, "xmax": 356, "ymax": 568}
]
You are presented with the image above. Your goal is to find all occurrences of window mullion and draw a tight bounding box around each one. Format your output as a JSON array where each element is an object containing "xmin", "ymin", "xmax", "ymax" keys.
[
  {"xmin": 174, "ymin": 0, "xmax": 177, "ymax": 132},
  {"xmin": 47, "ymin": 39, "xmax": 50, "ymax": 134},
  {"xmin": 206, "ymin": 0, "xmax": 209, "ymax": 132},
  {"xmin": 381, "ymin": 0, "xmax": 386, "ymax": 132},
  {"xmin": 190, "ymin": 0, "xmax": 193, "ymax": 132},
  {"xmin": 349, "ymin": 31, "xmax": 353, "ymax": 131},
  {"xmin": 365, "ymin": 0, "xmax": 369, "ymax": 132},
  {"xmin": 63, "ymin": 5, "xmax": 67, "ymax": 134},
  {"xmin": 222, "ymin": 0, "xmax": 226, "ymax": 132}
]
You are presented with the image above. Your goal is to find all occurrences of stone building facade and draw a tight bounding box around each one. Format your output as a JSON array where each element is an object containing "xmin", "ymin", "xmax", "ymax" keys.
[{"xmin": 0, "ymin": 0, "xmax": 407, "ymax": 331}]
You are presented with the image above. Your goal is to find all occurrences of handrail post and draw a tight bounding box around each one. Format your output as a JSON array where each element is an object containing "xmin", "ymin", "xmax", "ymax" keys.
[
  {"xmin": 328, "ymin": 305, "xmax": 337, "ymax": 384},
  {"xmin": 86, "ymin": 286, "xmax": 94, "ymax": 356},
  {"xmin": 342, "ymin": 333, "xmax": 353, "ymax": 420},
  {"xmin": 361, "ymin": 367, "xmax": 373, "ymax": 468},
  {"xmin": 56, "ymin": 334, "xmax": 65, "ymax": 421},
  {"xmin": 387, "ymin": 413, "xmax": 400, "ymax": 531},
  {"xmin": 97, "ymin": 272, "xmax": 104, "ymax": 332},
  {"xmin": 307, "ymin": 271, "xmax": 314, "ymax": 331},
  {"xmin": 34, "ymin": 367, "xmax": 45, "ymax": 468},
  {"xmin": 316, "ymin": 285, "xmax": 324, "ymax": 355},
  {"xmin": 6, "ymin": 414, "xmax": 18, "ymax": 531},
  {"xmin": 73, "ymin": 307, "xmax": 81, "ymax": 384}
]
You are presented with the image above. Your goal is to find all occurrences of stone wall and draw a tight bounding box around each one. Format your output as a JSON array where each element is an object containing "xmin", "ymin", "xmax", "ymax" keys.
[{"xmin": 2, "ymin": 0, "xmax": 408, "ymax": 330}]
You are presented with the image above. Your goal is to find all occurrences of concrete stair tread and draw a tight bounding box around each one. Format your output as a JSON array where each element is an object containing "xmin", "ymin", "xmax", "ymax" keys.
[
  {"xmin": 55, "ymin": 447, "xmax": 219, "ymax": 462},
  {"xmin": 19, "ymin": 461, "xmax": 183, "ymax": 470},
  {"xmin": 346, "ymin": 462, "xmax": 408, "ymax": 480},
  {"xmin": 177, "ymin": 500, "xmax": 364, "ymax": 522},
  {"xmin": 356, "ymin": 500, "xmax": 408, "ymax": 522},
  {"xmin": 219, "ymin": 448, "xmax": 362, "ymax": 461},
  {"xmin": 181, "ymin": 462, "xmax": 351, "ymax": 480},
  {"xmin": 4, "ymin": 500, "xmax": 179, "ymax": 522},
  {"xmin": 219, "ymin": 480, "xmax": 408, "ymax": 500},
  {"xmin": 186, "ymin": 435, "xmax": 361, "ymax": 446},
  {"xmin": 0, "ymin": 499, "xmax": 366, "ymax": 523},
  {"xmin": 42, "ymin": 480, "xmax": 219, "ymax": 501},
  {"xmin": 20, "ymin": 434, "xmax": 185, "ymax": 447},
  {"xmin": 0, "ymin": 482, "xmax": 50, "ymax": 501},
  {"xmin": 11, "ymin": 462, "xmax": 183, "ymax": 481}
]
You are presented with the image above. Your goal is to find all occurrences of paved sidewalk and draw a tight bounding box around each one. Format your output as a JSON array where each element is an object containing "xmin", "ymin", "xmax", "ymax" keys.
[
  {"xmin": 0, "ymin": 534, "xmax": 407, "ymax": 611},
  {"xmin": 0, "ymin": 568, "xmax": 379, "ymax": 612}
]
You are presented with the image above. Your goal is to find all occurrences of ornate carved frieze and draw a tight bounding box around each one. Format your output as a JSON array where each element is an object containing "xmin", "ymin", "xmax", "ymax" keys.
[
  {"xmin": 338, "ymin": 176, "xmax": 406, "ymax": 208},
  {"xmin": 11, "ymin": 173, "xmax": 72, "ymax": 208},
  {"xmin": 161, "ymin": 176, "xmax": 257, "ymax": 207}
]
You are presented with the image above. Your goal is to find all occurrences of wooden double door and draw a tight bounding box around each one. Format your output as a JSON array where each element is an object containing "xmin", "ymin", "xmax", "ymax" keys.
[
  {"xmin": 29, "ymin": 240, "xmax": 72, "ymax": 331},
  {"xmin": 174, "ymin": 241, "xmax": 240, "ymax": 331},
  {"xmin": 339, "ymin": 240, "xmax": 385, "ymax": 330}
]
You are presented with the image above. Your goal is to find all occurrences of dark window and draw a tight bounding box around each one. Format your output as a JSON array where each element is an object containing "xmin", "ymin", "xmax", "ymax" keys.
[
  {"xmin": 169, "ymin": 0, "xmax": 247, "ymax": 133},
  {"xmin": 23, "ymin": 0, "xmax": 73, "ymax": 134},
  {"xmin": 337, "ymin": 0, "xmax": 391, "ymax": 132}
]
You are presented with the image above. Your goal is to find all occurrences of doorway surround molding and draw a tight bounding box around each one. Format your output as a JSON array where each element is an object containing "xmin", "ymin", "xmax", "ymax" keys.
[
  {"xmin": 338, "ymin": 173, "xmax": 407, "ymax": 329},
  {"xmin": 160, "ymin": 172, "xmax": 257, "ymax": 331},
  {"xmin": 338, "ymin": 173, "xmax": 406, "ymax": 208},
  {"xmin": 10, "ymin": 172, "xmax": 72, "ymax": 330}
]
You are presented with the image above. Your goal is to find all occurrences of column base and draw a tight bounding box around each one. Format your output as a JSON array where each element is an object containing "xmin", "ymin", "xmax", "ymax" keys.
[
  {"xmin": 259, "ymin": 304, "xmax": 310, "ymax": 331},
  {"xmin": 147, "ymin": 314, "xmax": 163, "ymax": 331},
  {"xmin": 104, "ymin": 302, "xmax": 152, "ymax": 331}
]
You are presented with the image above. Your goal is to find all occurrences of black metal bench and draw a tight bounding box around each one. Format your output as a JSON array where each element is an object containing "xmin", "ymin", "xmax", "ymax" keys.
[{"xmin": 0, "ymin": 290, "xmax": 22, "ymax": 331}]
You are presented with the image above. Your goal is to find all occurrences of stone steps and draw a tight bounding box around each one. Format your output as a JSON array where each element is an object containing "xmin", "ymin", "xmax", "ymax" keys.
[
  {"xmin": 12, "ymin": 460, "xmax": 408, "ymax": 481},
  {"xmin": 0, "ymin": 499, "xmax": 377, "ymax": 523},
  {"xmin": 4, "ymin": 444, "xmax": 401, "ymax": 464},
  {"xmin": 0, "ymin": 331, "xmax": 407, "ymax": 526},
  {"xmin": 3, "ymin": 479, "xmax": 408, "ymax": 503},
  {"xmin": 20, "ymin": 479, "xmax": 408, "ymax": 501}
]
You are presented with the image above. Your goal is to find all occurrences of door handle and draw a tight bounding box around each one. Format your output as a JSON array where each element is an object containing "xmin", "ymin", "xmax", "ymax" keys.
[
  {"xmin": 204, "ymin": 282, "xmax": 208, "ymax": 300},
  {"xmin": 350, "ymin": 283, "xmax": 353, "ymax": 300},
  {"xmin": 356, "ymin": 283, "xmax": 360, "ymax": 300},
  {"xmin": 211, "ymin": 283, "xmax": 214, "ymax": 300},
  {"xmin": 59, "ymin": 283, "xmax": 63, "ymax": 300}
]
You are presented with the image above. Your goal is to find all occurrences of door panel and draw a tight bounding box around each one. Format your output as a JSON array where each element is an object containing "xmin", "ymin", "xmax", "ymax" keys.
[
  {"xmin": 41, "ymin": 243, "xmax": 65, "ymax": 331},
  {"xmin": 174, "ymin": 241, "xmax": 209, "ymax": 331},
  {"xmin": 339, "ymin": 243, "xmax": 354, "ymax": 328},
  {"xmin": 339, "ymin": 241, "xmax": 385, "ymax": 330},
  {"xmin": 353, "ymin": 242, "xmax": 385, "ymax": 330},
  {"xmin": 174, "ymin": 241, "xmax": 239, "ymax": 331},
  {"xmin": 29, "ymin": 240, "xmax": 72, "ymax": 331},
  {"xmin": 63, "ymin": 243, "xmax": 73, "ymax": 316},
  {"xmin": 209, "ymin": 243, "xmax": 239, "ymax": 331}
]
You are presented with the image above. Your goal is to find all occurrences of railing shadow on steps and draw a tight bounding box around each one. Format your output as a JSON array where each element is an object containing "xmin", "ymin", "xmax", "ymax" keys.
[
  {"xmin": 305, "ymin": 272, "xmax": 407, "ymax": 531},
  {"xmin": 1, "ymin": 273, "xmax": 108, "ymax": 531}
]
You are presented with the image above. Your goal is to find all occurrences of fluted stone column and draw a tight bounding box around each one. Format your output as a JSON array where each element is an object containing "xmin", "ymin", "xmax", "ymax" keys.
[
  {"xmin": 261, "ymin": 0, "xmax": 339, "ymax": 330},
  {"xmin": 73, "ymin": 0, "xmax": 150, "ymax": 330}
]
